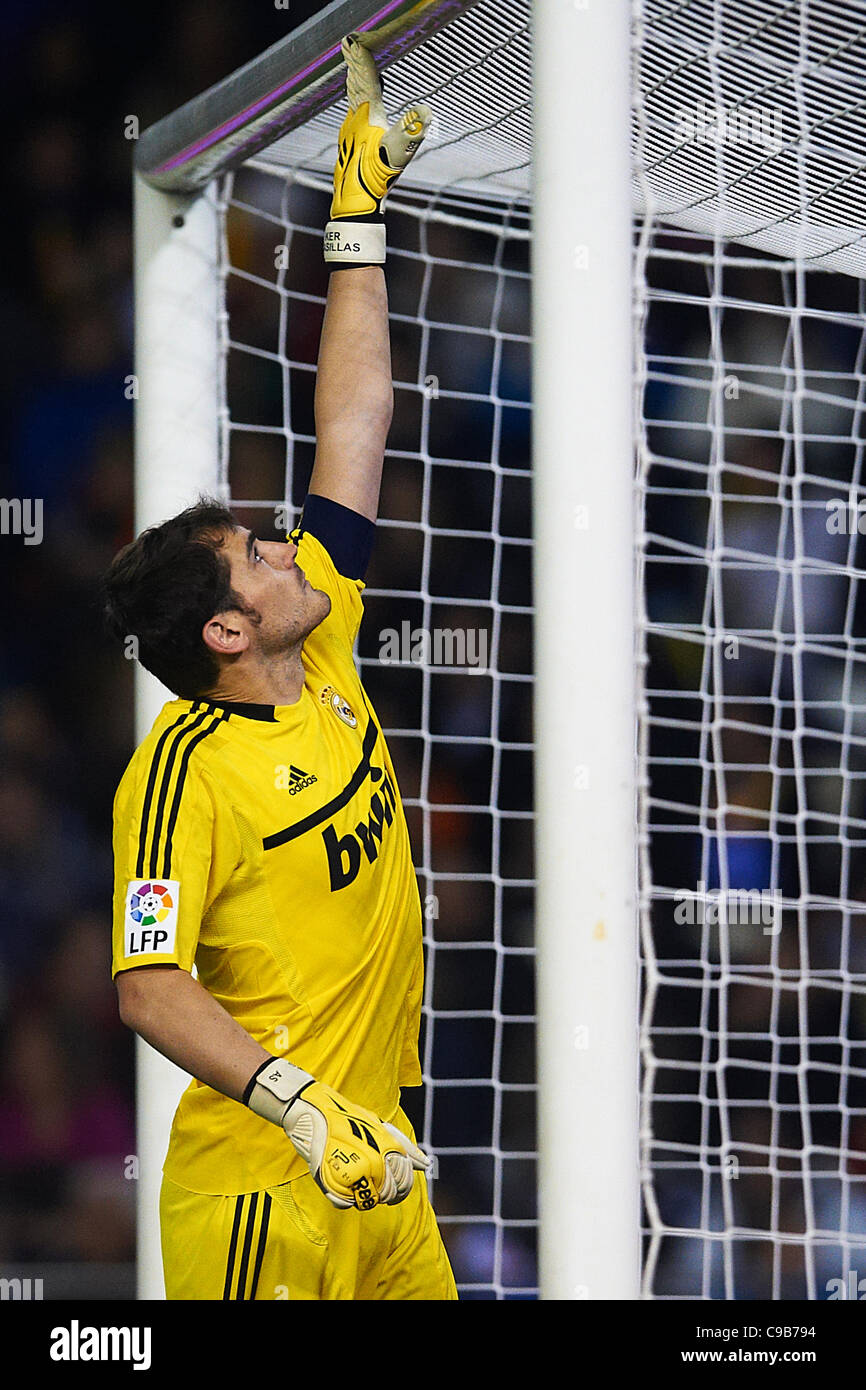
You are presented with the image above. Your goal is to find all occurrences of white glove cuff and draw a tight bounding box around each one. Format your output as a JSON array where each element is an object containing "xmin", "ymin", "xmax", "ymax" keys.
[
  {"xmin": 324, "ymin": 220, "xmax": 386, "ymax": 265},
  {"xmin": 245, "ymin": 1056, "xmax": 314, "ymax": 1127}
]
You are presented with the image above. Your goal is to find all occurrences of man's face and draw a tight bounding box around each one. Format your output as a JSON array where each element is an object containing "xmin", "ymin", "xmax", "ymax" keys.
[{"xmin": 220, "ymin": 526, "xmax": 331, "ymax": 656}]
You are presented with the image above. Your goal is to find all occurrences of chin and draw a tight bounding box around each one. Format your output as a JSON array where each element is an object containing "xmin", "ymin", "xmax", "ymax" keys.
[{"xmin": 304, "ymin": 585, "xmax": 331, "ymax": 634}]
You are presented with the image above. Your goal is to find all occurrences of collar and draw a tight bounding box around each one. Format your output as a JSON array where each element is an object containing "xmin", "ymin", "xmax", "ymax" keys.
[{"xmin": 196, "ymin": 699, "xmax": 278, "ymax": 723}]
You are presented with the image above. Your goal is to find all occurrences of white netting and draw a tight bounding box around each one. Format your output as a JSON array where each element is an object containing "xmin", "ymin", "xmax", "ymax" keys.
[
  {"xmin": 634, "ymin": 0, "xmax": 866, "ymax": 276},
  {"xmin": 211, "ymin": 0, "xmax": 866, "ymax": 1301},
  {"xmin": 634, "ymin": 1, "xmax": 866, "ymax": 1299},
  {"xmin": 634, "ymin": 223, "xmax": 866, "ymax": 1299}
]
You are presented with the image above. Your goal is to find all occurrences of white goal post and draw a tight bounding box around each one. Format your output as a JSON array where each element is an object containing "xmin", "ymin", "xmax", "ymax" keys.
[{"xmin": 133, "ymin": 0, "xmax": 866, "ymax": 1302}]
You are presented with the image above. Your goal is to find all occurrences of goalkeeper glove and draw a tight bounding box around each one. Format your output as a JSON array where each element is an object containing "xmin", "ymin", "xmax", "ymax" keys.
[
  {"xmin": 325, "ymin": 31, "xmax": 432, "ymax": 267},
  {"xmin": 245, "ymin": 1056, "xmax": 431, "ymax": 1210}
]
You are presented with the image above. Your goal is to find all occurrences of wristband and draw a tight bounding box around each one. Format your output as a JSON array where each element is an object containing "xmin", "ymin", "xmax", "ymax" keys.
[
  {"xmin": 244, "ymin": 1055, "xmax": 313, "ymax": 1124},
  {"xmin": 324, "ymin": 220, "xmax": 386, "ymax": 265}
]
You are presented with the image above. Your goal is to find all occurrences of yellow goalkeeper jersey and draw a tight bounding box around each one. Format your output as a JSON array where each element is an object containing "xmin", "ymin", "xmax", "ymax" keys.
[{"xmin": 111, "ymin": 530, "xmax": 424, "ymax": 1196}]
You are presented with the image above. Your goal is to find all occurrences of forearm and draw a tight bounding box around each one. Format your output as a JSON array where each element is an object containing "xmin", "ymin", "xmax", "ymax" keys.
[
  {"xmin": 116, "ymin": 966, "xmax": 271, "ymax": 1104},
  {"xmin": 310, "ymin": 265, "xmax": 393, "ymax": 521}
]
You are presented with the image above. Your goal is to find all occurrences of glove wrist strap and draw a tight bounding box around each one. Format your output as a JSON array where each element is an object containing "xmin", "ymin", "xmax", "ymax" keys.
[
  {"xmin": 324, "ymin": 220, "xmax": 386, "ymax": 265},
  {"xmin": 245, "ymin": 1056, "xmax": 314, "ymax": 1126}
]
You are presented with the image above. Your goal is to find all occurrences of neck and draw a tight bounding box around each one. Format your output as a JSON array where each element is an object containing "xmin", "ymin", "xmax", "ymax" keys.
[{"xmin": 206, "ymin": 646, "xmax": 306, "ymax": 708}]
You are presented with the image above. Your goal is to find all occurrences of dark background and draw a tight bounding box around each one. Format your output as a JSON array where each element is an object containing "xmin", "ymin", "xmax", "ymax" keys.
[{"xmin": 0, "ymin": 0, "xmax": 357, "ymax": 1297}]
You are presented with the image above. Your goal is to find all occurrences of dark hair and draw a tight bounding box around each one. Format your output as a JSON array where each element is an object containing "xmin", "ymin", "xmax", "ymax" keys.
[{"xmin": 102, "ymin": 497, "xmax": 256, "ymax": 699}]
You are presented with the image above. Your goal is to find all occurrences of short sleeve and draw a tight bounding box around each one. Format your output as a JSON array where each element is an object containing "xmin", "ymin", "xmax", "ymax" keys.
[
  {"xmin": 112, "ymin": 756, "xmax": 228, "ymax": 978},
  {"xmin": 294, "ymin": 493, "xmax": 375, "ymax": 581}
]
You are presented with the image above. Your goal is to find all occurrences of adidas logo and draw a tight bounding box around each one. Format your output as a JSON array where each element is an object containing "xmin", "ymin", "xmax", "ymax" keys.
[{"xmin": 287, "ymin": 765, "xmax": 317, "ymax": 796}]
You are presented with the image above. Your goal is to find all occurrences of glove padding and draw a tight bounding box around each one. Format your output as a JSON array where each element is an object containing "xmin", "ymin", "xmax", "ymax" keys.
[
  {"xmin": 246, "ymin": 1057, "xmax": 431, "ymax": 1210},
  {"xmin": 326, "ymin": 31, "xmax": 432, "ymax": 263}
]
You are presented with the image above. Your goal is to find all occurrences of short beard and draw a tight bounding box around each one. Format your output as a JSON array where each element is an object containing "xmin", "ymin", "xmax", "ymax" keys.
[{"xmin": 257, "ymin": 589, "xmax": 329, "ymax": 659}]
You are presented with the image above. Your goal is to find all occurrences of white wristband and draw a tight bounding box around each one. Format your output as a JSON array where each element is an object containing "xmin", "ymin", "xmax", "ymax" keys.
[
  {"xmin": 324, "ymin": 220, "xmax": 386, "ymax": 265},
  {"xmin": 246, "ymin": 1056, "xmax": 313, "ymax": 1126}
]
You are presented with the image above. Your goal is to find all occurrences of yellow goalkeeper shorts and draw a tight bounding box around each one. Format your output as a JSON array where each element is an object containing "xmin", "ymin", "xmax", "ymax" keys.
[{"xmin": 160, "ymin": 1162, "xmax": 458, "ymax": 1301}]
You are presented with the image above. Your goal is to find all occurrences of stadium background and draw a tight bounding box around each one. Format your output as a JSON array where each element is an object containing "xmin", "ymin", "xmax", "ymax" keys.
[{"xmin": 3, "ymin": 0, "xmax": 860, "ymax": 1301}]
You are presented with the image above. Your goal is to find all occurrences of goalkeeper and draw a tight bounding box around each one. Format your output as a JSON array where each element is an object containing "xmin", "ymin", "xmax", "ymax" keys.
[{"xmin": 105, "ymin": 36, "xmax": 457, "ymax": 1300}]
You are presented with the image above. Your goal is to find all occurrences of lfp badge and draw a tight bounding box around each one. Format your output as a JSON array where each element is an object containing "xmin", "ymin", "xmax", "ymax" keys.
[{"xmin": 124, "ymin": 879, "xmax": 180, "ymax": 958}]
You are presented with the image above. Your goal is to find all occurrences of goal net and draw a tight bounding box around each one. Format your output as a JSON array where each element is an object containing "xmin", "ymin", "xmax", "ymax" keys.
[
  {"xmin": 634, "ymin": 0, "xmax": 866, "ymax": 1299},
  {"xmin": 133, "ymin": 0, "xmax": 866, "ymax": 1299}
]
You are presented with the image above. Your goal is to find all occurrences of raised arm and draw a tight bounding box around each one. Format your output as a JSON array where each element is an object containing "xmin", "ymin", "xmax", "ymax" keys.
[
  {"xmin": 308, "ymin": 33, "xmax": 431, "ymax": 523},
  {"xmin": 310, "ymin": 266, "xmax": 392, "ymax": 522}
]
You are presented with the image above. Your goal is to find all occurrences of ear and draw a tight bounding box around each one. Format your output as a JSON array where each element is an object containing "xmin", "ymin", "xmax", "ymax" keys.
[{"xmin": 202, "ymin": 612, "xmax": 251, "ymax": 658}]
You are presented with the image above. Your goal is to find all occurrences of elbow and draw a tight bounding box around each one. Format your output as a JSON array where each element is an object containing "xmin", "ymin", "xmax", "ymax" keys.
[
  {"xmin": 378, "ymin": 390, "xmax": 394, "ymax": 446},
  {"xmin": 367, "ymin": 385, "xmax": 394, "ymax": 447},
  {"xmin": 115, "ymin": 964, "xmax": 180, "ymax": 1033},
  {"xmin": 115, "ymin": 973, "xmax": 143, "ymax": 1032},
  {"xmin": 316, "ymin": 386, "xmax": 393, "ymax": 443}
]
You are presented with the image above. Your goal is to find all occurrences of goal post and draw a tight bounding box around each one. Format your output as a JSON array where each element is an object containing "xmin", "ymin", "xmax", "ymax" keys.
[
  {"xmin": 134, "ymin": 0, "xmax": 485, "ymax": 194},
  {"xmin": 132, "ymin": 174, "xmax": 221, "ymax": 1297},
  {"xmin": 531, "ymin": 0, "xmax": 639, "ymax": 1299}
]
